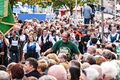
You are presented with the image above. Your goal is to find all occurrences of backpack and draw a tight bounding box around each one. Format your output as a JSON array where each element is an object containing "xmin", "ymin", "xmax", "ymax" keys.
[{"xmin": 40, "ymin": 35, "xmax": 53, "ymax": 52}]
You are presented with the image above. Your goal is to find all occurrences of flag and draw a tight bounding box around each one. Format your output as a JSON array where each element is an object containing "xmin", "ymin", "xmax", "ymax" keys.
[
  {"xmin": 0, "ymin": 0, "xmax": 8, "ymax": 17},
  {"xmin": 0, "ymin": 1, "xmax": 15, "ymax": 36}
]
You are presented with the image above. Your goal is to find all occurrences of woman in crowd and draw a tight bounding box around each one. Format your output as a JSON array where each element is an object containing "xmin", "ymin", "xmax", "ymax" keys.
[{"xmin": 23, "ymin": 34, "xmax": 40, "ymax": 60}]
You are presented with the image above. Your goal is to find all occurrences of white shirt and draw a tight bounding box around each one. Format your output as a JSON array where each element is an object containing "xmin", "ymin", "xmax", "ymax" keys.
[
  {"xmin": 108, "ymin": 33, "xmax": 119, "ymax": 42},
  {"xmin": 87, "ymin": 39, "xmax": 100, "ymax": 47},
  {"xmin": 51, "ymin": 35, "xmax": 60, "ymax": 44},
  {"xmin": 20, "ymin": 34, "xmax": 26, "ymax": 41},
  {"xmin": 38, "ymin": 34, "xmax": 55, "ymax": 45},
  {"xmin": 23, "ymin": 42, "xmax": 40, "ymax": 53}
]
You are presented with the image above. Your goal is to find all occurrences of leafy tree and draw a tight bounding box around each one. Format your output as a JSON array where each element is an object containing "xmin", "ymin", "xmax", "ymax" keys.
[
  {"xmin": 9, "ymin": 0, "xmax": 98, "ymax": 14},
  {"xmin": 16, "ymin": 0, "xmax": 51, "ymax": 8},
  {"xmin": 52, "ymin": 0, "xmax": 99, "ymax": 15},
  {"xmin": 52, "ymin": 0, "xmax": 81, "ymax": 15},
  {"xmin": 9, "ymin": 0, "xmax": 19, "ymax": 9},
  {"xmin": 19, "ymin": 0, "xmax": 41, "ymax": 5}
]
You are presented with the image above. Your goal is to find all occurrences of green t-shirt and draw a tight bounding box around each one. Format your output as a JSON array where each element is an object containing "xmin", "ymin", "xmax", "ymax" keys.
[{"xmin": 52, "ymin": 40, "xmax": 80, "ymax": 57}]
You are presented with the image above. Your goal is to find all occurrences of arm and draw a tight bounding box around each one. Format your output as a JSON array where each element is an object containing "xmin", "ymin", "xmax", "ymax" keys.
[
  {"xmin": 116, "ymin": 34, "xmax": 120, "ymax": 41},
  {"xmin": 4, "ymin": 38, "xmax": 9, "ymax": 47},
  {"xmin": 49, "ymin": 36, "xmax": 56, "ymax": 45},
  {"xmin": 87, "ymin": 40, "xmax": 91, "ymax": 47},
  {"xmin": 36, "ymin": 42, "xmax": 41, "ymax": 53},
  {"xmin": 72, "ymin": 43, "xmax": 81, "ymax": 61},
  {"xmin": 22, "ymin": 43, "xmax": 27, "ymax": 60},
  {"xmin": 90, "ymin": 7, "xmax": 93, "ymax": 14},
  {"xmin": 38, "ymin": 36, "xmax": 42, "ymax": 46},
  {"xmin": 107, "ymin": 34, "xmax": 111, "ymax": 43},
  {"xmin": 75, "ymin": 53, "xmax": 81, "ymax": 61},
  {"xmin": 44, "ymin": 41, "xmax": 60, "ymax": 56},
  {"xmin": 23, "ymin": 43, "xmax": 27, "ymax": 54},
  {"xmin": 44, "ymin": 48, "xmax": 53, "ymax": 56}
]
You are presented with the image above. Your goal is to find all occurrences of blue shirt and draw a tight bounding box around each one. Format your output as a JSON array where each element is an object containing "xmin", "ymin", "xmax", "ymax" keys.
[{"xmin": 83, "ymin": 6, "xmax": 92, "ymax": 19}]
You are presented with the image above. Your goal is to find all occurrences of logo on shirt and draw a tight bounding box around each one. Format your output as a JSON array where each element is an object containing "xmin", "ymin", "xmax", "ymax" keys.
[{"xmin": 58, "ymin": 47, "xmax": 71, "ymax": 57}]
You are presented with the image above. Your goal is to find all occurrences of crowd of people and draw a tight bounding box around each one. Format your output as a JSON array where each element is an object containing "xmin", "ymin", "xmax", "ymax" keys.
[{"xmin": 0, "ymin": 7, "xmax": 120, "ymax": 80}]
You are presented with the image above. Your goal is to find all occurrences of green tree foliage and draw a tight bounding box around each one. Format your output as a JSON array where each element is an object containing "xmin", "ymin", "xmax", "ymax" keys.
[
  {"xmin": 9, "ymin": 0, "xmax": 98, "ymax": 14},
  {"xmin": 52, "ymin": 0, "xmax": 81, "ymax": 15},
  {"xmin": 9, "ymin": 0, "xmax": 19, "ymax": 9},
  {"xmin": 20, "ymin": 0, "xmax": 42, "ymax": 5},
  {"xmin": 52, "ymin": 0, "xmax": 99, "ymax": 15}
]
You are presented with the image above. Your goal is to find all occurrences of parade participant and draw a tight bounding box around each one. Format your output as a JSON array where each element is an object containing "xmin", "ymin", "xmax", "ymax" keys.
[
  {"xmin": 44, "ymin": 32, "xmax": 81, "ymax": 61},
  {"xmin": 19, "ymin": 29, "xmax": 27, "ymax": 61},
  {"xmin": 108, "ymin": 27, "xmax": 119, "ymax": 43},
  {"xmin": 0, "ymin": 33, "xmax": 9, "ymax": 66},
  {"xmin": 51, "ymin": 30, "xmax": 60, "ymax": 44},
  {"xmin": 38, "ymin": 29, "xmax": 55, "ymax": 53},
  {"xmin": 23, "ymin": 35, "xmax": 40, "ymax": 60},
  {"xmin": 9, "ymin": 30, "xmax": 20, "ymax": 63}
]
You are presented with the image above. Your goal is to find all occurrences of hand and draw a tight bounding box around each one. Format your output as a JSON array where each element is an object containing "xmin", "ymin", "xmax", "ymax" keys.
[
  {"xmin": 0, "ymin": 52, "xmax": 4, "ymax": 55},
  {"xmin": 21, "ymin": 53, "xmax": 25, "ymax": 61},
  {"xmin": 41, "ymin": 52, "xmax": 45, "ymax": 56}
]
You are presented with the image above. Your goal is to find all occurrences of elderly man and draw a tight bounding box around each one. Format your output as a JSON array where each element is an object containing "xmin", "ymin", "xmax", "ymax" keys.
[
  {"xmin": 0, "ymin": 71, "xmax": 10, "ymax": 80},
  {"xmin": 84, "ymin": 67, "xmax": 99, "ymax": 80},
  {"xmin": 48, "ymin": 65, "xmax": 67, "ymax": 80},
  {"xmin": 101, "ymin": 61, "xmax": 118, "ymax": 80},
  {"xmin": 90, "ymin": 65, "xmax": 103, "ymax": 80},
  {"xmin": 44, "ymin": 32, "xmax": 81, "ymax": 61}
]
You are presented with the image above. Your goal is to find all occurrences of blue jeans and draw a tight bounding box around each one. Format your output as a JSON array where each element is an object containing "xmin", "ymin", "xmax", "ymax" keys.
[
  {"xmin": 9, "ymin": 51, "xmax": 19, "ymax": 63},
  {"xmin": 84, "ymin": 18, "xmax": 91, "ymax": 24}
]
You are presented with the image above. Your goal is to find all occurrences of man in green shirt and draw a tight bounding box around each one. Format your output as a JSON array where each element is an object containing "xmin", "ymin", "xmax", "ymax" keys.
[{"xmin": 44, "ymin": 32, "xmax": 81, "ymax": 60}]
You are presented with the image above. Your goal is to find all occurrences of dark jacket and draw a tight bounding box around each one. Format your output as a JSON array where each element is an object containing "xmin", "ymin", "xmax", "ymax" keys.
[{"xmin": 25, "ymin": 70, "xmax": 41, "ymax": 79}]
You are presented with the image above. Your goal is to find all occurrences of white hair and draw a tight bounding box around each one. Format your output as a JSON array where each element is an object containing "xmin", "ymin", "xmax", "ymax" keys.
[
  {"xmin": 39, "ymin": 75, "xmax": 57, "ymax": 80},
  {"xmin": 90, "ymin": 65, "xmax": 102, "ymax": 79},
  {"xmin": 84, "ymin": 67, "xmax": 99, "ymax": 80},
  {"xmin": 110, "ymin": 60, "xmax": 120, "ymax": 78},
  {"xmin": 48, "ymin": 65, "xmax": 67, "ymax": 80},
  {"xmin": 0, "ymin": 71, "xmax": 10, "ymax": 80},
  {"xmin": 101, "ymin": 61, "xmax": 118, "ymax": 79}
]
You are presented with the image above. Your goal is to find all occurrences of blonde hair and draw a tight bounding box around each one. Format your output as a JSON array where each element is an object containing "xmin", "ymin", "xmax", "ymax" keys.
[
  {"xmin": 47, "ymin": 53, "xmax": 60, "ymax": 63},
  {"xmin": 25, "ymin": 76, "xmax": 38, "ymax": 80},
  {"xmin": 37, "ymin": 59, "xmax": 48, "ymax": 72},
  {"xmin": 48, "ymin": 59, "xmax": 57, "ymax": 67}
]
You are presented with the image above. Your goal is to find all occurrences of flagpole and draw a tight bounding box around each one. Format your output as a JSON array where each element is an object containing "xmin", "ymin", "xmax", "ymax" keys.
[
  {"xmin": 114, "ymin": 0, "xmax": 117, "ymax": 19},
  {"xmin": 101, "ymin": 0, "xmax": 104, "ymax": 43},
  {"xmin": 75, "ymin": 0, "xmax": 78, "ymax": 27}
]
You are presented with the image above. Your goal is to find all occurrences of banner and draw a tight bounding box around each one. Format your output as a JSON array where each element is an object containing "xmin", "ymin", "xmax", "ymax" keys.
[
  {"xmin": 0, "ymin": 3, "xmax": 15, "ymax": 36},
  {"xmin": 0, "ymin": 0, "xmax": 8, "ymax": 17}
]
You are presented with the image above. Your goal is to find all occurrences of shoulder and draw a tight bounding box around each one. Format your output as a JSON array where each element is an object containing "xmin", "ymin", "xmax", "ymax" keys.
[
  {"xmin": 68, "ymin": 40, "xmax": 74, "ymax": 44},
  {"xmin": 68, "ymin": 40, "xmax": 76, "ymax": 46},
  {"xmin": 56, "ymin": 40, "xmax": 62, "ymax": 43},
  {"xmin": 53, "ymin": 40, "xmax": 62, "ymax": 47},
  {"xmin": 116, "ymin": 33, "xmax": 119, "ymax": 35}
]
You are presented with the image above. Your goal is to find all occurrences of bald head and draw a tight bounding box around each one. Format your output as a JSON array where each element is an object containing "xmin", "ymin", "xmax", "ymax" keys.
[{"xmin": 61, "ymin": 32, "xmax": 70, "ymax": 43}]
